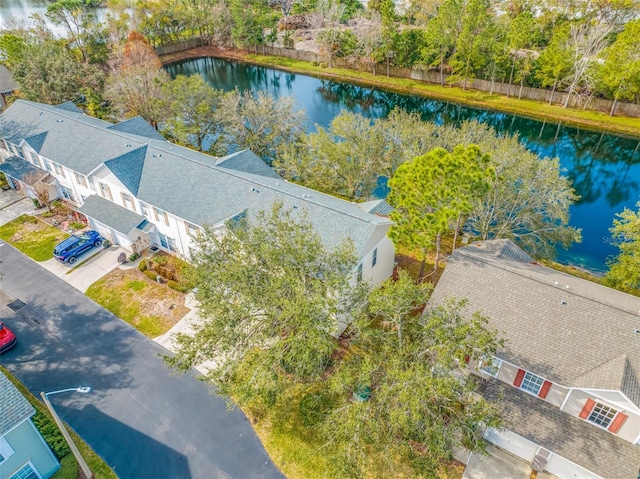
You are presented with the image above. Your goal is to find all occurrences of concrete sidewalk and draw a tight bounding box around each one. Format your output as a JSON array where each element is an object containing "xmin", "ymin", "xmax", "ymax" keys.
[
  {"xmin": 40, "ymin": 245, "xmax": 124, "ymax": 292},
  {"xmin": 0, "ymin": 190, "xmax": 38, "ymax": 225},
  {"xmin": 154, "ymin": 292, "xmax": 217, "ymax": 374}
]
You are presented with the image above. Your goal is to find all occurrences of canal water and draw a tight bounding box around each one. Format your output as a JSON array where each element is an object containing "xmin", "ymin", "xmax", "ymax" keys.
[{"xmin": 167, "ymin": 57, "xmax": 640, "ymax": 274}]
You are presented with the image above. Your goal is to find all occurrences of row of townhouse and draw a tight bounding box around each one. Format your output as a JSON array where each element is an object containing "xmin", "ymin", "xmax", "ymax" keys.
[
  {"xmin": 0, "ymin": 100, "xmax": 395, "ymax": 288},
  {"xmin": 429, "ymin": 239, "xmax": 640, "ymax": 479}
]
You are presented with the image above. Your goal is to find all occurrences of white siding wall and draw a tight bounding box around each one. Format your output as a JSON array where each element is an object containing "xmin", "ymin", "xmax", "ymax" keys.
[
  {"xmin": 359, "ymin": 234, "xmax": 394, "ymax": 287},
  {"xmin": 562, "ymin": 389, "xmax": 640, "ymax": 443}
]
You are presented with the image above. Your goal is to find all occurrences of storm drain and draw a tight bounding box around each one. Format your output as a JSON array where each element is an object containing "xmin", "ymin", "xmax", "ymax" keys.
[{"xmin": 6, "ymin": 299, "xmax": 26, "ymax": 312}]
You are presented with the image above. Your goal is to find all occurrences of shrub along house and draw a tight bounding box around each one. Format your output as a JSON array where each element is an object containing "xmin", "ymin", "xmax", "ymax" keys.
[
  {"xmin": 0, "ymin": 100, "xmax": 394, "ymax": 286},
  {"xmin": 0, "ymin": 371, "xmax": 59, "ymax": 479},
  {"xmin": 428, "ymin": 239, "xmax": 640, "ymax": 479}
]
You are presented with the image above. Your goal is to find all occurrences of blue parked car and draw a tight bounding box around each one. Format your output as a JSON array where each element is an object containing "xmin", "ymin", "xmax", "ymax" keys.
[{"xmin": 53, "ymin": 230, "xmax": 104, "ymax": 264}]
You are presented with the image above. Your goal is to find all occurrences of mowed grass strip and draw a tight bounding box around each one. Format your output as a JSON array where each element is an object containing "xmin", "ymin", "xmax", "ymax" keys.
[
  {"xmin": 0, "ymin": 366, "xmax": 116, "ymax": 479},
  {"xmin": 244, "ymin": 54, "xmax": 640, "ymax": 138},
  {"xmin": 0, "ymin": 214, "xmax": 68, "ymax": 261},
  {"xmin": 86, "ymin": 268, "xmax": 189, "ymax": 338}
]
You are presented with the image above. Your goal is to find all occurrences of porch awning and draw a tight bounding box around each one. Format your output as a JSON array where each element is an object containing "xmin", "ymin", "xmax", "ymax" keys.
[
  {"xmin": 79, "ymin": 194, "xmax": 144, "ymax": 235},
  {"xmin": 0, "ymin": 156, "xmax": 47, "ymax": 183},
  {"xmin": 137, "ymin": 219, "xmax": 155, "ymax": 233}
]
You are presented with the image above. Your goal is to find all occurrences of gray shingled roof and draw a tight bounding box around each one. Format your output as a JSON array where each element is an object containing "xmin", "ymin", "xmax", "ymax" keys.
[
  {"xmin": 1, "ymin": 100, "xmax": 392, "ymax": 257},
  {"xmin": 24, "ymin": 131, "xmax": 48, "ymax": 153},
  {"xmin": 215, "ymin": 150, "xmax": 281, "ymax": 179},
  {"xmin": 0, "ymin": 155, "xmax": 47, "ymax": 182},
  {"xmin": 357, "ymin": 199, "xmax": 393, "ymax": 216},
  {"xmin": 107, "ymin": 117, "xmax": 165, "ymax": 140},
  {"xmin": 55, "ymin": 101, "xmax": 83, "ymax": 114},
  {"xmin": 0, "ymin": 65, "xmax": 18, "ymax": 94},
  {"xmin": 79, "ymin": 194, "xmax": 144, "ymax": 234},
  {"xmin": 429, "ymin": 239, "xmax": 640, "ymax": 405},
  {"xmin": 0, "ymin": 371, "xmax": 35, "ymax": 436},
  {"xmin": 0, "ymin": 101, "xmax": 148, "ymax": 175},
  {"xmin": 104, "ymin": 146, "xmax": 147, "ymax": 196},
  {"xmin": 483, "ymin": 379, "xmax": 640, "ymax": 479}
]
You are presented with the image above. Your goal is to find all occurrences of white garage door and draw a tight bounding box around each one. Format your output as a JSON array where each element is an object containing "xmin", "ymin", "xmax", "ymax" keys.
[
  {"xmin": 545, "ymin": 455, "xmax": 604, "ymax": 479},
  {"xmin": 483, "ymin": 428, "xmax": 538, "ymax": 462}
]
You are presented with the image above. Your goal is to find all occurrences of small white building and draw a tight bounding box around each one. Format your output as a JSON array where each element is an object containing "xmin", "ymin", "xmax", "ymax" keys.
[{"xmin": 0, "ymin": 100, "xmax": 395, "ymax": 287}]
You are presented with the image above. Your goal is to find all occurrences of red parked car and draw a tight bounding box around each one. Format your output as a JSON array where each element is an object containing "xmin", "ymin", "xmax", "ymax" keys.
[{"xmin": 0, "ymin": 323, "xmax": 17, "ymax": 353}]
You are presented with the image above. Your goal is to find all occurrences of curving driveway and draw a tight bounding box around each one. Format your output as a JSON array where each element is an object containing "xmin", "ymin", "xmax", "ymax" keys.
[{"xmin": 0, "ymin": 241, "xmax": 283, "ymax": 479}]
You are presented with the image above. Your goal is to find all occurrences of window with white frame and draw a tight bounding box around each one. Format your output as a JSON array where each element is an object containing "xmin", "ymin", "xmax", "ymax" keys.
[
  {"xmin": 52, "ymin": 162, "xmax": 65, "ymax": 178},
  {"xmin": 356, "ymin": 263, "xmax": 363, "ymax": 282},
  {"xmin": 158, "ymin": 233, "xmax": 177, "ymax": 252},
  {"xmin": 99, "ymin": 182, "xmax": 112, "ymax": 201},
  {"xmin": 588, "ymin": 402, "xmax": 618, "ymax": 428},
  {"xmin": 520, "ymin": 372, "xmax": 545, "ymax": 395},
  {"xmin": 121, "ymin": 192, "xmax": 134, "ymax": 210},
  {"xmin": 185, "ymin": 222, "xmax": 199, "ymax": 236},
  {"xmin": 479, "ymin": 356, "xmax": 502, "ymax": 377},
  {"xmin": 372, "ymin": 248, "xmax": 378, "ymax": 267},
  {"xmin": 140, "ymin": 202, "xmax": 149, "ymax": 218},
  {"xmin": 0, "ymin": 437, "xmax": 14, "ymax": 463},
  {"xmin": 154, "ymin": 207, "xmax": 169, "ymax": 226},
  {"xmin": 74, "ymin": 172, "xmax": 87, "ymax": 188},
  {"xmin": 60, "ymin": 185, "xmax": 75, "ymax": 201},
  {"xmin": 9, "ymin": 462, "xmax": 39, "ymax": 479}
]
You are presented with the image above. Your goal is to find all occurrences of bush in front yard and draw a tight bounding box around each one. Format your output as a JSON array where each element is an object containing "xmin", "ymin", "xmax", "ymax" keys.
[
  {"xmin": 144, "ymin": 270, "xmax": 159, "ymax": 281},
  {"xmin": 138, "ymin": 259, "xmax": 148, "ymax": 272},
  {"xmin": 167, "ymin": 280, "xmax": 190, "ymax": 293},
  {"xmin": 32, "ymin": 411, "xmax": 71, "ymax": 460}
]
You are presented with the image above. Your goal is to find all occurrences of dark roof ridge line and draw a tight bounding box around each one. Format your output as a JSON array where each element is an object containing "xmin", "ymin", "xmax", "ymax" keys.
[{"xmin": 455, "ymin": 248, "xmax": 640, "ymax": 319}]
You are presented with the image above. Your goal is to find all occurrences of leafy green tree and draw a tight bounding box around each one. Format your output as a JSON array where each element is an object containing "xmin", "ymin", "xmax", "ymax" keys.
[
  {"xmin": 230, "ymin": 0, "xmax": 274, "ymax": 52},
  {"xmin": 388, "ymin": 29, "xmax": 423, "ymax": 69},
  {"xmin": 217, "ymin": 90, "xmax": 305, "ymax": 162},
  {"xmin": 320, "ymin": 289, "xmax": 503, "ymax": 476},
  {"xmin": 13, "ymin": 37, "xmax": 104, "ymax": 104},
  {"xmin": 275, "ymin": 110, "xmax": 386, "ymax": 198},
  {"xmin": 422, "ymin": 0, "xmax": 463, "ymax": 86},
  {"xmin": 535, "ymin": 24, "xmax": 572, "ymax": 105},
  {"xmin": 505, "ymin": 11, "xmax": 535, "ymax": 97},
  {"xmin": 605, "ymin": 202, "xmax": 640, "ymax": 293},
  {"xmin": 449, "ymin": 0, "xmax": 495, "ymax": 89},
  {"xmin": 160, "ymin": 75, "xmax": 227, "ymax": 151},
  {"xmin": 596, "ymin": 18, "xmax": 640, "ymax": 114},
  {"xmin": 46, "ymin": 0, "xmax": 94, "ymax": 63},
  {"xmin": 0, "ymin": 34, "xmax": 26, "ymax": 67},
  {"xmin": 165, "ymin": 202, "xmax": 368, "ymax": 404},
  {"xmin": 388, "ymin": 144, "xmax": 492, "ymax": 279},
  {"xmin": 436, "ymin": 121, "xmax": 582, "ymax": 258}
]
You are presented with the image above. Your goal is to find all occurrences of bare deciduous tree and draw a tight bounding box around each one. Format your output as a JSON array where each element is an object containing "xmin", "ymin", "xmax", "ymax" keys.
[{"xmin": 24, "ymin": 171, "xmax": 53, "ymax": 212}]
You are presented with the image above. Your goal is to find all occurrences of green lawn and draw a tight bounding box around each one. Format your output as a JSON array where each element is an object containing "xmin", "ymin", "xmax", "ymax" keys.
[
  {"xmin": 86, "ymin": 268, "xmax": 189, "ymax": 338},
  {"xmin": 0, "ymin": 366, "xmax": 116, "ymax": 479},
  {"xmin": 0, "ymin": 215, "xmax": 68, "ymax": 261}
]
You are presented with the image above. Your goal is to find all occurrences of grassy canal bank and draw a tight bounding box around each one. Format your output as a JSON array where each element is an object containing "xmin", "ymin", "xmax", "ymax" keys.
[{"xmin": 160, "ymin": 46, "xmax": 640, "ymax": 139}]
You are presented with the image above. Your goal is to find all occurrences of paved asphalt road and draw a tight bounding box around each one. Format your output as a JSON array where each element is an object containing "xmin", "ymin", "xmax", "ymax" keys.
[{"xmin": 0, "ymin": 242, "xmax": 284, "ymax": 479}]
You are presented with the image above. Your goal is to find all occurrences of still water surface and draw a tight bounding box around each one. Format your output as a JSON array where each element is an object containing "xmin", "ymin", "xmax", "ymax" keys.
[{"xmin": 168, "ymin": 57, "xmax": 640, "ymax": 274}]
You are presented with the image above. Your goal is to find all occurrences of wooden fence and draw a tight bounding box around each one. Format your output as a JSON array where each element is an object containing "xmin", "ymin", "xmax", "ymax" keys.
[{"xmin": 157, "ymin": 41, "xmax": 640, "ymax": 118}]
